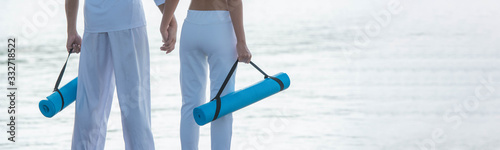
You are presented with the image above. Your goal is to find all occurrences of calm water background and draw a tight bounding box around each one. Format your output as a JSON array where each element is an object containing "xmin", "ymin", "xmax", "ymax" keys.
[{"xmin": 1, "ymin": 0, "xmax": 500, "ymax": 149}]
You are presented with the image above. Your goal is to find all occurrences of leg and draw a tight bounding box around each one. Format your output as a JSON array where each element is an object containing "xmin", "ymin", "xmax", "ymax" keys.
[
  {"xmin": 72, "ymin": 32, "xmax": 115, "ymax": 150},
  {"xmin": 206, "ymin": 23, "xmax": 238, "ymax": 150},
  {"xmin": 108, "ymin": 26, "xmax": 155, "ymax": 150},
  {"xmin": 179, "ymin": 21, "xmax": 207, "ymax": 150}
]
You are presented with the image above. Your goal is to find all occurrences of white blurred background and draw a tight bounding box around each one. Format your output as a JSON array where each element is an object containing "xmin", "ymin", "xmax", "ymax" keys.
[{"xmin": 1, "ymin": 0, "xmax": 500, "ymax": 149}]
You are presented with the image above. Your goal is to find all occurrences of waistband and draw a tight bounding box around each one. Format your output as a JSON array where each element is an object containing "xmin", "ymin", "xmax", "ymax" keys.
[{"xmin": 184, "ymin": 10, "xmax": 232, "ymax": 24}]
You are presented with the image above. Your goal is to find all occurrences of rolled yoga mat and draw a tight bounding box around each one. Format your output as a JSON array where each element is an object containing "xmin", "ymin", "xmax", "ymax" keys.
[
  {"xmin": 39, "ymin": 77, "xmax": 78, "ymax": 118},
  {"xmin": 193, "ymin": 72, "xmax": 290, "ymax": 126}
]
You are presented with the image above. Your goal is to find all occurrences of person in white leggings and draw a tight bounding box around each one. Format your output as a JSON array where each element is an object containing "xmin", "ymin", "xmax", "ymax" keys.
[{"xmin": 156, "ymin": 0, "xmax": 252, "ymax": 149}]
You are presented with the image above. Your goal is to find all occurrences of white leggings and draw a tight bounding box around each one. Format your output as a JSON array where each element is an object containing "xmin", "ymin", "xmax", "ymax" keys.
[
  {"xmin": 179, "ymin": 10, "xmax": 237, "ymax": 150},
  {"xmin": 71, "ymin": 26, "xmax": 155, "ymax": 150}
]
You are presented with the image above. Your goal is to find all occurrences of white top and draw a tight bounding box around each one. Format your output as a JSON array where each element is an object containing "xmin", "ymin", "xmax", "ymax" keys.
[
  {"xmin": 84, "ymin": 0, "xmax": 146, "ymax": 33},
  {"xmin": 154, "ymin": 0, "xmax": 165, "ymax": 6}
]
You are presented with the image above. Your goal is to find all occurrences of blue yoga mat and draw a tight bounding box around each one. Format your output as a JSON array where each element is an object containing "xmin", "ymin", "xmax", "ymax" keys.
[
  {"xmin": 39, "ymin": 77, "xmax": 78, "ymax": 118},
  {"xmin": 193, "ymin": 72, "xmax": 290, "ymax": 126}
]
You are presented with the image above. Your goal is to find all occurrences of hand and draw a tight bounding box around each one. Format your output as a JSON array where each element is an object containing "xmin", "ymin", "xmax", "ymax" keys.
[
  {"xmin": 66, "ymin": 31, "xmax": 82, "ymax": 53},
  {"xmin": 160, "ymin": 22, "xmax": 177, "ymax": 54},
  {"xmin": 236, "ymin": 42, "xmax": 252, "ymax": 63}
]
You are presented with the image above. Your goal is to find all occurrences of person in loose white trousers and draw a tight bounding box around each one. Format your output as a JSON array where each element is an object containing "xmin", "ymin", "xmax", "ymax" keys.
[
  {"xmin": 65, "ymin": 0, "xmax": 155, "ymax": 149},
  {"xmin": 156, "ymin": 0, "xmax": 253, "ymax": 149},
  {"xmin": 71, "ymin": 26, "xmax": 155, "ymax": 150}
]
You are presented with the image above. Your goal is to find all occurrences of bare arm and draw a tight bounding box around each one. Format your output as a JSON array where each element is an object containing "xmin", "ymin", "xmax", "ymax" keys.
[
  {"xmin": 65, "ymin": 0, "xmax": 81, "ymax": 53},
  {"xmin": 160, "ymin": 0, "xmax": 179, "ymax": 28},
  {"xmin": 159, "ymin": 0, "xmax": 179, "ymax": 54},
  {"xmin": 228, "ymin": 0, "xmax": 251, "ymax": 63},
  {"xmin": 228, "ymin": 0, "xmax": 245, "ymax": 43},
  {"xmin": 158, "ymin": 4, "xmax": 177, "ymax": 30}
]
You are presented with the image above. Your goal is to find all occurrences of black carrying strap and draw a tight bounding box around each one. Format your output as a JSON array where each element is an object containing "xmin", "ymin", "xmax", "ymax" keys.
[
  {"xmin": 210, "ymin": 60, "xmax": 285, "ymax": 121},
  {"xmin": 211, "ymin": 60, "xmax": 239, "ymax": 121},
  {"xmin": 53, "ymin": 49, "xmax": 73, "ymax": 111}
]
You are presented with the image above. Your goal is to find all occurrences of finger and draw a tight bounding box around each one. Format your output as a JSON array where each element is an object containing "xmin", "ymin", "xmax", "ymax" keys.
[
  {"xmin": 166, "ymin": 46, "xmax": 174, "ymax": 54},
  {"xmin": 165, "ymin": 38, "xmax": 173, "ymax": 47},
  {"xmin": 163, "ymin": 44, "xmax": 170, "ymax": 50},
  {"xmin": 74, "ymin": 45, "xmax": 79, "ymax": 53},
  {"xmin": 76, "ymin": 44, "xmax": 81, "ymax": 53},
  {"xmin": 165, "ymin": 47, "xmax": 172, "ymax": 54},
  {"xmin": 238, "ymin": 56, "xmax": 245, "ymax": 62},
  {"xmin": 67, "ymin": 42, "xmax": 72, "ymax": 52},
  {"xmin": 161, "ymin": 44, "xmax": 169, "ymax": 51},
  {"xmin": 74, "ymin": 44, "xmax": 79, "ymax": 53},
  {"xmin": 71, "ymin": 44, "xmax": 77, "ymax": 53},
  {"xmin": 71, "ymin": 44, "xmax": 76, "ymax": 53},
  {"xmin": 166, "ymin": 49, "xmax": 173, "ymax": 54},
  {"xmin": 246, "ymin": 55, "xmax": 252, "ymax": 63},
  {"xmin": 170, "ymin": 45, "xmax": 175, "ymax": 52},
  {"xmin": 164, "ymin": 42, "xmax": 174, "ymax": 51},
  {"xmin": 166, "ymin": 44, "xmax": 174, "ymax": 52},
  {"xmin": 238, "ymin": 55, "xmax": 250, "ymax": 63},
  {"xmin": 165, "ymin": 44, "xmax": 172, "ymax": 51},
  {"xmin": 66, "ymin": 37, "xmax": 72, "ymax": 50}
]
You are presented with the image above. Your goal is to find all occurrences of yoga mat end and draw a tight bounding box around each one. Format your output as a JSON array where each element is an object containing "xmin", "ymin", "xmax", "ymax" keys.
[{"xmin": 39, "ymin": 100, "xmax": 56, "ymax": 118}]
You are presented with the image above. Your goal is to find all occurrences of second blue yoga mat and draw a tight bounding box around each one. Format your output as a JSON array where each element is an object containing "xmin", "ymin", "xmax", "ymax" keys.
[{"xmin": 193, "ymin": 72, "xmax": 290, "ymax": 126}]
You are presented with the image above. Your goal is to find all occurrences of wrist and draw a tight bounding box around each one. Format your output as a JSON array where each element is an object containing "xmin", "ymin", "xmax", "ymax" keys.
[
  {"xmin": 237, "ymin": 40, "xmax": 246, "ymax": 44},
  {"xmin": 67, "ymin": 25, "xmax": 77, "ymax": 34},
  {"xmin": 169, "ymin": 18, "xmax": 177, "ymax": 27},
  {"xmin": 67, "ymin": 29, "xmax": 78, "ymax": 35},
  {"xmin": 160, "ymin": 18, "xmax": 171, "ymax": 29}
]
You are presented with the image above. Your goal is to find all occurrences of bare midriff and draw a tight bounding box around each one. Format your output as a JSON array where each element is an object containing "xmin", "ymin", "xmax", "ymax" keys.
[{"xmin": 189, "ymin": 0, "xmax": 228, "ymax": 11}]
